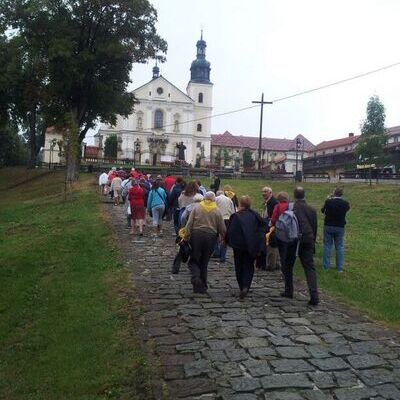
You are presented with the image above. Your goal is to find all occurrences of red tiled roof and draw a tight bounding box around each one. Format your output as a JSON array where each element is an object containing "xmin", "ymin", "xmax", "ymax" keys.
[
  {"xmin": 211, "ymin": 131, "xmax": 315, "ymax": 152},
  {"xmin": 315, "ymin": 135, "xmax": 360, "ymax": 151}
]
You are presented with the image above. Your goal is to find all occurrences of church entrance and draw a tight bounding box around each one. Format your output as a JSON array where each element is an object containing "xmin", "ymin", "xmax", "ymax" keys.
[{"xmin": 152, "ymin": 153, "xmax": 158, "ymax": 166}]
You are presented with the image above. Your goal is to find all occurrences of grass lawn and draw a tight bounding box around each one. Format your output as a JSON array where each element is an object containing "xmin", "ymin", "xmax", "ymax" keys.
[
  {"xmin": 208, "ymin": 178, "xmax": 400, "ymax": 328},
  {"xmin": 0, "ymin": 168, "xmax": 159, "ymax": 399}
]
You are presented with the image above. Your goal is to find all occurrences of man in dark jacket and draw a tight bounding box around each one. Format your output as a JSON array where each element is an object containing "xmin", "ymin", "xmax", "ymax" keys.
[
  {"xmin": 281, "ymin": 187, "xmax": 319, "ymax": 306},
  {"xmin": 321, "ymin": 187, "xmax": 350, "ymax": 271}
]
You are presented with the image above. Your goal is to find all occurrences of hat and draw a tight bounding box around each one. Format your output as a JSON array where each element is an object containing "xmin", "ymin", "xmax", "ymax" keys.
[
  {"xmin": 193, "ymin": 194, "xmax": 204, "ymax": 202},
  {"xmin": 204, "ymin": 191, "xmax": 216, "ymax": 201}
]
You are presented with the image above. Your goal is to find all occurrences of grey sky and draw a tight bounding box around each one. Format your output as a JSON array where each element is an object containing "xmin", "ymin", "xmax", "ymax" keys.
[{"xmin": 92, "ymin": 0, "xmax": 400, "ymax": 146}]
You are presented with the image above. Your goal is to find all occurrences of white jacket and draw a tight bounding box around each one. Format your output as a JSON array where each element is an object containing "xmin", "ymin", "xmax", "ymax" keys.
[{"xmin": 215, "ymin": 195, "xmax": 235, "ymax": 220}]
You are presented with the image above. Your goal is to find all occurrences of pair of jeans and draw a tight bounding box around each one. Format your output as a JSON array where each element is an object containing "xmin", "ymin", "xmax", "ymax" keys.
[
  {"xmin": 278, "ymin": 239, "xmax": 319, "ymax": 302},
  {"xmin": 151, "ymin": 204, "xmax": 165, "ymax": 226},
  {"xmin": 323, "ymin": 225, "xmax": 345, "ymax": 270},
  {"xmin": 188, "ymin": 230, "xmax": 217, "ymax": 289},
  {"xmin": 173, "ymin": 207, "xmax": 181, "ymax": 233},
  {"xmin": 233, "ymin": 248, "xmax": 255, "ymax": 291}
]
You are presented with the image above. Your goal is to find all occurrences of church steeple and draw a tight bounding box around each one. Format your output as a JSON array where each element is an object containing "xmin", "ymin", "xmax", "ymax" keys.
[
  {"xmin": 152, "ymin": 61, "xmax": 160, "ymax": 79},
  {"xmin": 190, "ymin": 31, "xmax": 211, "ymax": 84}
]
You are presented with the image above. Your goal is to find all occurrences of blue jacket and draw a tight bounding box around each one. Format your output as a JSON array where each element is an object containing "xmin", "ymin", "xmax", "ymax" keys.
[{"xmin": 147, "ymin": 188, "xmax": 167, "ymax": 209}]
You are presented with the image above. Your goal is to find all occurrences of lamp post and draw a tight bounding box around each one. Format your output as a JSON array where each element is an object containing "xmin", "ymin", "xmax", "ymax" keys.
[{"xmin": 295, "ymin": 137, "xmax": 303, "ymax": 182}]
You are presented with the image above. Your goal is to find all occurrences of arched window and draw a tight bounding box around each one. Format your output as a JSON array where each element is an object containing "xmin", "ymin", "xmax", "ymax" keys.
[
  {"xmin": 198, "ymin": 93, "xmax": 203, "ymax": 103},
  {"xmin": 197, "ymin": 123, "xmax": 202, "ymax": 132},
  {"xmin": 154, "ymin": 109, "xmax": 163, "ymax": 129}
]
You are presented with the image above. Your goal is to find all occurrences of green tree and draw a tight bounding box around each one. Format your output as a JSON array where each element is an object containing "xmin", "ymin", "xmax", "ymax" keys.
[
  {"xmin": 0, "ymin": 122, "xmax": 28, "ymax": 167},
  {"xmin": 355, "ymin": 95, "xmax": 388, "ymax": 185},
  {"xmin": 222, "ymin": 147, "xmax": 232, "ymax": 167},
  {"xmin": 1, "ymin": 0, "xmax": 167, "ymax": 181},
  {"xmin": 242, "ymin": 149, "xmax": 254, "ymax": 168},
  {"xmin": 104, "ymin": 135, "xmax": 118, "ymax": 158}
]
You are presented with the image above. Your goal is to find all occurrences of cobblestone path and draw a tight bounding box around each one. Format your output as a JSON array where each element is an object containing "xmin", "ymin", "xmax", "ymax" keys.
[{"xmin": 109, "ymin": 204, "xmax": 400, "ymax": 400}]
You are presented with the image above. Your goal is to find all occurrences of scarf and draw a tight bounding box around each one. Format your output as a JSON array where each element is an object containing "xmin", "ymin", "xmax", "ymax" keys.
[
  {"xmin": 199, "ymin": 199, "xmax": 217, "ymax": 212},
  {"xmin": 224, "ymin": 190, "xmax": 235, "ymax": 200}
]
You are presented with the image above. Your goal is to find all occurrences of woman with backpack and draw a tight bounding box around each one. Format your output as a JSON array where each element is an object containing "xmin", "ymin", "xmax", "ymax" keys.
[
  {"xmin": 226, "ymin": 195, "xmax": 266, "ymax": 299},
  {"xmin": 147, "ymin": 180, "xmax": 167, "ymax": 237}
]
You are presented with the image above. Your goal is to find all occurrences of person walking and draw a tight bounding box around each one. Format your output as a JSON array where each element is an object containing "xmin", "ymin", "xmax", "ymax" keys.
[
  {"xmin": 110, "ymin": 174, "xmax": 123, "ymax": 205},
  {"xmin": 128, "ymin": 180, "xmax": 145, "ymax": 236},
  {"xmin": 172, "ymin": 193, "xmax": 204, "ymax": 274},
  {"xmin": 184, "ymin": 191, "xmax": 226, "ymax": 293},
  {"xmin": 210, "ymin": 174, "xmax": 220, "ymax": 193},
  {"xmin": 169, "ymin": 177, "xmax": 186, "ymax": 233},
  {"xmin": 98, "ymin": 171, "xmax": 108, "ymax": 194},
  {"xmin": 215, "ymin": 190, "xmax": 236, "ymax": 264},
  {"xmin": 223, "ymin": 185, "xmax": 239, "ymax": 210},
  {"xmin": 226, "ymin": 196, "xmax": 266, "ymax": 299},
  {"xmin": 147, "ymin": 180, "xmax": 167, "ymax": 237},
  {"xmin": 321, "ymin": 187, "xmax": 350, "ymax": 272},
  {"xmin": 273, "ymin": 188, "xmax": 319, "ymax": 306},
  {"xmin": 257, "ymin": 186, "xmax": 280, "ymax": 270}
]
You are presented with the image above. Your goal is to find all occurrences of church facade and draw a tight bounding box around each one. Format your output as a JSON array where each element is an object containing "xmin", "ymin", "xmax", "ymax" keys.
[{"xmin": 96, "ymin": 34, "xmax": 213, "ymax": 166}]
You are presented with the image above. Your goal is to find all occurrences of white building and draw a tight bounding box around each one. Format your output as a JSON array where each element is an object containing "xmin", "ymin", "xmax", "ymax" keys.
[{"xmin": 96, "ymin": 34, "xmax": 213, "ymax": 166}]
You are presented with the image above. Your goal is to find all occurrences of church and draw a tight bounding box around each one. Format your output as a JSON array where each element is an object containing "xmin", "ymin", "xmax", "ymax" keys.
[{"xmin": 95, "ymin": 33, "xmax": 213, "ymax": 166}]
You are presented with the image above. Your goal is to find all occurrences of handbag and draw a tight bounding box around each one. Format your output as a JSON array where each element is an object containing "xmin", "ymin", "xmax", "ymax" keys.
[{"xmin": 179, "ymin": 240, "xmax": 192, "ymax": 263}]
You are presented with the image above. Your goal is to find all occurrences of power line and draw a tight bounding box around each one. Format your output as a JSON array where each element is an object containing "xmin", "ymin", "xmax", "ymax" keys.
[
  {"xmin": 112, "ymin": 60, "xmax": 400, "ymax": 133},
  {"xmin": 271, "ymin": 61, "xmax": 400, "ymax": 103}
]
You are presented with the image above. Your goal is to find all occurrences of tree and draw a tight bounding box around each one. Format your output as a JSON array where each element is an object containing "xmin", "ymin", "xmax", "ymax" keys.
[
  {"xmin": 242, "ymin": 149, "xmax": 254, "ymax": 168},
  {"xmin": 0, "ymin": 122, "xmax": 28, "ymax": 167},
  {"xmin": 354, "ymin": 95, "xmax": 388, "ymax": 185},
  {"xmin": 1, "ymin": 0, "xmax": 167, "ymax": 181},
  {"xmin": 104, "ymin": 135, "xmax": 118, "ymax": 158}
]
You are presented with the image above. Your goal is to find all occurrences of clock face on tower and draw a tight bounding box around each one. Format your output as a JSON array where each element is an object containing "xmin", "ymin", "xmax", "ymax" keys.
[{"xmin": 157, "ymin": 87, "xmax": 163, "ymax": 95}]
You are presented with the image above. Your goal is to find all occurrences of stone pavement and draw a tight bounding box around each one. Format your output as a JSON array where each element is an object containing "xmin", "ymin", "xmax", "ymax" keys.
[{"xmin": 108, "ymin": 204, "xmax": 400, "ymax": 400}]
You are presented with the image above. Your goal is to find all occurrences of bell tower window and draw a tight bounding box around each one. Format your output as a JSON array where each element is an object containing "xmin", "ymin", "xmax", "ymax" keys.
[
  {"xmin": 198, "ymin": 93, "xmax": 203, "ymax": 103},
  {"xmin": 197, "ymin": 123, "xmax": 202, "ymax": 132},
  {"xmin": 154, "ymin": 109, "xmax": 163, "ymax": 129}
]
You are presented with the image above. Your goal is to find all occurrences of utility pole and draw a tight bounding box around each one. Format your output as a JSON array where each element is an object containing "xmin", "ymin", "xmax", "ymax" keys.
[{"xmin": 252, "ymin": 93, "xmax": 273, "ymax": 170}]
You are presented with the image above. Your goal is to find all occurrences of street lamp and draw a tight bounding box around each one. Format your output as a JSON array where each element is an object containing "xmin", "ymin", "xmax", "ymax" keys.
[{"xmin": 295, "ymin": 137, "xmax": 303, "ymax": 182}]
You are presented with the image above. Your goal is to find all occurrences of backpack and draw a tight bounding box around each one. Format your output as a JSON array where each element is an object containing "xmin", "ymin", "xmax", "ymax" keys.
[{"xmin": 275, "ymin": 203, "xmax": 299, "ymax": 243}]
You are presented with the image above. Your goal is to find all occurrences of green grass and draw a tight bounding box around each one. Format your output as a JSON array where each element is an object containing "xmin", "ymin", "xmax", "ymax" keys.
[
  {"xmin": 203, "ymin": 178, "xmax": 400, "ymax": 328},
  {"xmin": 0, "ymin": 168, "xmax": 159, "ymax": 399}
]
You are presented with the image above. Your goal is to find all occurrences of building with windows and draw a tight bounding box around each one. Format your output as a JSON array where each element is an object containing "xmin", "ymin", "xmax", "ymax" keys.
[
  {"xmin": 303, "ymin": 126, "xmax": 400, "ymax": 177},
  {"xmin": 95, "ymin": 33, "xmax": 213, "ymax": 165},
  {"xmin": 210, "ymin": 131, "xmax": 315, "ymax": 172}
]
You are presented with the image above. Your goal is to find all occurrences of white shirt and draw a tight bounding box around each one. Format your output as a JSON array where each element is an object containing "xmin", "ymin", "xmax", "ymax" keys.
[
  {"xmin": 99, "ymin": 172, "xmax": 108, "ymax": 186},
  {"xmin": 215, "ymin": 194, "xmax": 235, "ymax": 220}
]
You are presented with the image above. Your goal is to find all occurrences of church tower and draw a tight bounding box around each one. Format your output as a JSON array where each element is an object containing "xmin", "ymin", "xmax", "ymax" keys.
[{"xmin": 187, "ymin": 31, "xmax": 213, "ymax": 161}]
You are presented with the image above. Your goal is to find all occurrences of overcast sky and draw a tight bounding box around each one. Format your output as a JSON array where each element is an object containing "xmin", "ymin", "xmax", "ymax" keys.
[{"xmin": 110, "ymin": 0, "xmax": 400, "ymax": 146}]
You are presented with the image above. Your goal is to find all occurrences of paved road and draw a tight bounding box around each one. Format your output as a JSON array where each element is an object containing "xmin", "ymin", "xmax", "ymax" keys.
[{"xmin": 109, "ymin": 204, "xmax": 400, "ymax": 400}]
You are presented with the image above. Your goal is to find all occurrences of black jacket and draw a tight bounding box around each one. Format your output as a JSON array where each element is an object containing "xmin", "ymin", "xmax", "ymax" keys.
[
  {"xmin": 293, "ymin": 200, "xmax": 317, "ymax": 244},
  {"xmin": 321, "ymin": 197, "xmax": 350, "ymax": 227},
  {"xmin": 169, "ymin": 183, "xmax": 184, "ymax": 208},
  {"xmin": 227, "ymin": 208, "xmax": 266, "ymax": 258}
]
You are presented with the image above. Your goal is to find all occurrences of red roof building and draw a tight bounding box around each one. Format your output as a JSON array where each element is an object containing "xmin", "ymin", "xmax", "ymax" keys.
[{"xmin": 211, "ymin": 131, "xmax": 314, "ymax": 172}]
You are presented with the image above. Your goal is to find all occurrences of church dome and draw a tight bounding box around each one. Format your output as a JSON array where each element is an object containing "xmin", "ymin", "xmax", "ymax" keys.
[{"xmin": 190, "ymin": 32, "xmax": 211, "ymax": 84}]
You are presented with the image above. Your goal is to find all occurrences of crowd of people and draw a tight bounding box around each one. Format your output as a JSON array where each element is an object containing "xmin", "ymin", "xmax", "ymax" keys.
[{"xmin": 99, "ymin": 168, "xmax": 351, "ymax": 305}]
